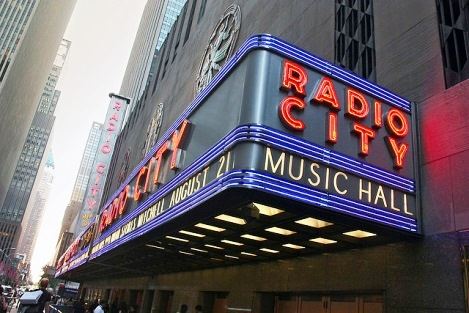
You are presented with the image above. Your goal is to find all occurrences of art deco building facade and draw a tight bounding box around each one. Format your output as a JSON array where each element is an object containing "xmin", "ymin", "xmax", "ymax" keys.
[
  {"xmin": 17, "ymin": 153, "xmax": 55, "ymax": 264},
  {"xmin": 57, "ymin": 1, "xmax": 469, "ymax": 313},
  {"xmin": 119, "ymin": 0, "xmax": 186, "ymax": 120},
  {"xmin": 0, "ymin": 38, "xmax": 70, "ymax": 252},
  {"xmin": 0, "ymin": 0, "xmax": 76, "ymax": 215}
]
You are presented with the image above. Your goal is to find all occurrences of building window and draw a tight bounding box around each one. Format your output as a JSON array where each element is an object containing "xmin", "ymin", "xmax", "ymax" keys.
[
  {"xmin": 197, "ymin": 0, "xmax": 207, "ymax": 23},
  {"xmin": 163, "ymin": 25, "xmax": 176, "ymax": 76},
  {"xmin": 152, "ymin": 43, "xmax": 167, "ymax": 95},
  {"xmin": 184, "ymin": 0, "xmax": 197, "ymax": 44},
  {"xmin": 436, "ymin": 0, "xmax": 469, "ymax": 88},
  {"xmin": 335, "ymin": 0, "xmax": 376, "ymax": 81},
  {"xmin": 173, "ymin": 3, "xmax": 188, "ymax": 61}
]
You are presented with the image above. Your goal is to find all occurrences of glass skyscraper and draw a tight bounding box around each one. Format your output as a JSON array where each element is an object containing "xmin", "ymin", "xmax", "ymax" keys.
[
  {"xmin": 0, "ymin": 0, "xmax": 38, "ymax": 86},
  {"xmin": 54, "ymin": 122, "xmax": 103, "ymax": 264},
  {"xmin": 70, "ymin": 122, "xmax": 104, "ymax": 204},
  {"xmin": 17, "ymin": 153, "xmax": 55, "ymax": 265},
  {"xmin": 0, "ymin": 39, "xmax": 70, "ymax": 253},
  {"xmin": 0, "ymin": 0, "xmax": 77, "ymax": 217}
]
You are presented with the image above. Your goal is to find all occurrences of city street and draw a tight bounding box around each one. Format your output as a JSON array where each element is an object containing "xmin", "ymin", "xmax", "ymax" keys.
[{"xmin": 1, "ymin": 1, "xmax": 469, "ymax": 312}]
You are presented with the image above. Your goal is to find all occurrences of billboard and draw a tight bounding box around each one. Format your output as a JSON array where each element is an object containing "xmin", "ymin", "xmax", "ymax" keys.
[
  {"xmin": 89, "ymin": 35, "xmax": 418, "ymax": 259},
  {"xmin": 74, "ymin": 94, "xmax": 130, "ymax": 236},
  {"xmin": 58, "ymin": 35, "xmax": 419, "ymax": 274}
]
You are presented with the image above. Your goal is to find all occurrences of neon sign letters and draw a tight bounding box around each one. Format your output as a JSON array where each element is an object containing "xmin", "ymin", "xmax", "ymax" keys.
[
  {"xmin": 278, "ymin": 60, "xmax": 409, "ymax": 169},
  {"xmin": 57, "ymin": 34, "xmax": 418, "ymax": 277},
  {"xmin": 98, "ymin": 120, "xmax": 191, "ymax": 233}
]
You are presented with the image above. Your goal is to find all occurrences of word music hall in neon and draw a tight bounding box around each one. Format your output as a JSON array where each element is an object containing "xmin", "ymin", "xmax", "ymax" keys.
[{"xmin": 57, "ymin": 35, "xmax": 419, "ymax": 276}]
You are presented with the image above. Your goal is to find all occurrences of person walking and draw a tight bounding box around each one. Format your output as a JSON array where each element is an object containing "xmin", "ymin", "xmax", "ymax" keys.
[
  {"xmin": 0, "ymin": 287, "xmax": 7, "ymax": 313},
  {"xmin": 73, "ymin": 298, "xmax": 86, "ymax": 313},
  {"xmin": 93, "ymin": 300, "xmax": 106, "ymax": 313}
]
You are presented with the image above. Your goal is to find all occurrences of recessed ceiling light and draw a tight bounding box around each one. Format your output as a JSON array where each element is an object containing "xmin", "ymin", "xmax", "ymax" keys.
[
  {"xmin": 165, "ymin": 235, "xmax": 189, "ymax": 242},
  {"xmin": 260, "ymin": 248, "xmax": 279, "ymax": 254},
  {"xmin": 241, "ymin": 252, "xmax": 257, "ymax": 257},
  {"xmin": 190, "ymin": 248, "xmax": 208, "ymax": 253},
  {"xmin": 310, "ymin": 237, "xmax": 337, "ymax": 244},
  {"xmin": 178, "ymin": 251, "xmax": 194, "ymax": 255},
  {"xmin": 215, "ymin": 214, "xmax": 246, "ymax": 225},
  {"xmin": 343, "ymin": 230, "xmax": 376, "ymax": 238},
  {"xmin": 265, "ymin": 227, "xmax": 296, "ymax": 235},
  {"xmin": 282, "ymin": 243, "xmax": 305, "ymax": 249},
  {"xmin": 241, "ymin": 234, "xmax": 267, "ymax": 241},
  {"xmin": 145, "ymin": 244, "xmax": 165, "ymax": 250},
  {"xmin": 295, "ymin": 217, "xmax": 333, "ymax": 228},
  {"xmin": 210, "ymin": 258, "xmax": 223, "ymax": 261},
  {"xmin": 253, "ymin": 203, "xmax": 284, "ymax": 216},
  {"xmin": 179, "ymin": 230, "xmax": 205, "ymax": 237},
  {"xmin": 225, "ymin": 255, "xmax": 239, "ymax": 259},
  {"xmin": 195, "ymin": 223, "xmax": 225, "ymax": 232},
  {"xmin": 221, "ymin": 239, "xmax": 244, "ymax": 246},
  {"xmin": 204, "ymin": 244, "xmax": 224, "ymax": 250}
]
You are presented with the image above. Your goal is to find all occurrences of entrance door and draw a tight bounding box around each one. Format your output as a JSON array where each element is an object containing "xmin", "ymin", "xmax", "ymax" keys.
[
  {"xmin": 329, "ymin": 296, "xmax": 357, "ymax": 313},
  {"xmin": 156, "ymin": 290, "xmax": 173, "ymax": 313},
  {"xmin": 212, "ymin": 298, "xmax": 227, "ymax": 313},
  {"xmin": 275, "ymin": 295, "xmax": 298, "ymax": 313},
  {"xmin": 274, "ymin": 294, "xmax": 382, "ymax": 313},
  {"xmin": 299, "ymin": 295, "xmax": 324, "ymax": 313},
  {"xmin": 361, "ymin": 296, "xmax": 383, "ymax": 313}
]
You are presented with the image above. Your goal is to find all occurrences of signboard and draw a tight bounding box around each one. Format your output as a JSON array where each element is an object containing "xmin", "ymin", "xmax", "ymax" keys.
[
  {"xmin": 74, "ymin": 94, "xmax": 130, "ymax": 235},
  {"xmin": 58, "ymin": 34, "xmax": 419, "ymax": 275},
  {"xmin": 56, "ymin": 217, "xmax": 96, "ymax": 276}
]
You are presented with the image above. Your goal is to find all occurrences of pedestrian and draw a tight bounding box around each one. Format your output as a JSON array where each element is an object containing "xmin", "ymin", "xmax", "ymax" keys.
[
  {"xmin": 90, "ymin": 299, "xmax": 99, "ymax": 312},
  {"xmin": 177, "ymin": 304, "xmax": 188, "ymax": 313},
  {"xmin": 93, "ymin": 300, "xmax": 106, "ymax": 313},
  {"xmin": 37, "ymin": 278, "xmax": 53, "ymax": 313},
  {"xmin": 73, "ymin": 298, "xmax": 86, "ymax": 313},
  {"xmin": 0, "ymin": 287, "xmax": 7, "ymax": 313},
  {"xmin": 109, "ymin": 301, "xmax": 118, "ymax": 313},
  {"xmin": 12, "ymin": 289, "xmax": 17, "ymax": 306},
  {"xmin": 117, "ymin": 301, "xmax": 127, "ymax": 313},
  {"xmin": 194, "ymin": 305, "xmax": 202, "ymax": 313}
]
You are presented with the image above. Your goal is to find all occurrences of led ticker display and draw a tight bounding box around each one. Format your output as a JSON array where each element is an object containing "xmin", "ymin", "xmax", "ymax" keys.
[{"xmin": 56, "ymin": 34, "xmax": 418, "ymax": 277}]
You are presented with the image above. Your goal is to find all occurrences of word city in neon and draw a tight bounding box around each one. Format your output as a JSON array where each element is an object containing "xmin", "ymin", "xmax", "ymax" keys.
[
  {"xmin": 278, "ymin": 60, "xmax": 410, "ymax": 170},
  {"xmin": 98, "ymin": 120, "xmax": 191, "ymax": 233}
]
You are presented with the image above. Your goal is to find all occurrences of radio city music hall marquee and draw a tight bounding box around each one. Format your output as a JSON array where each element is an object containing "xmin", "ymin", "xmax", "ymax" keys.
[{"xmin": 57, "ymin": 35, "xmax": 419, "ymax": 274}]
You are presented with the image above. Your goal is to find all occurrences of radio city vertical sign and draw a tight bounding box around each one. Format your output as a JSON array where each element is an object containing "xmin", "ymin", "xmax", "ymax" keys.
[{"xmin": 75, "ymin": 94, "xmax": 130, "ymax": 236}]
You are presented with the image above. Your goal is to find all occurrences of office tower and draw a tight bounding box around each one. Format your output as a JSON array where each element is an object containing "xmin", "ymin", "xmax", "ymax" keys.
[
  {"xmin": 70, "ymin": 122, "xmax": 104, "ymax": 204},
  {"xmin": 0, "ymin": 38, "xmax": 71, "ymax": 252},
  {"xmin": 120, "ymin": 0, "xmax": 186, "ymax": 119},
  {"xmin": 53, "ymin": 122, "xmax": 103, "ymax": 264},
  {"xmin": 0, "ymin": 0, "xmax": 77, "ymax": 219},
  {"xmin": 16, "ymin": 152, "xmax": 55, "ymax": 264},
  {"xmin": 0, "ymin": 1, "xmax": 38, "ymax": 87}
]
